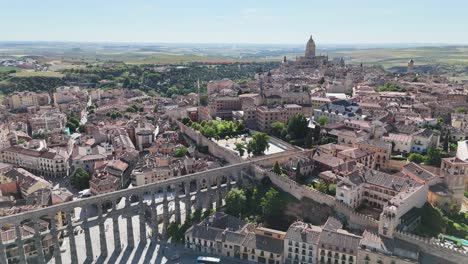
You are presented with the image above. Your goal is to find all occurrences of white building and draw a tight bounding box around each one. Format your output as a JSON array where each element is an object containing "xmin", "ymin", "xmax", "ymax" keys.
[{"xmin": 0, "ymin": 140, "xmax": 69, "ymax": 177}]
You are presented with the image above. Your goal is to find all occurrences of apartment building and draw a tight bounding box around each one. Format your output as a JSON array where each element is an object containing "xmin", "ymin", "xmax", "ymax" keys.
[
  {"xmin": 284, "ymin": 221, "xmax": 321, "ymax": 264},
  {"xmin": 0, "ymin": 141, "xmax": 69, "ymax": 178},
  {"xmin": 5, "ymin": 91, "xmax": 50, "ymax": 110},
  {"xmin": 256, "ymin": 104, "xmax": 302, "ymax": 132},
  {"xmin": 185, "ymin": 212, "xmax": 284, "ymax": 264},
  {"xmin": 28, "ymin": 110, "xmax": 67, "ymax": 135},
  {"xmin": 336, "ymin": 169, "xmax": 418, "ymax": 210}
]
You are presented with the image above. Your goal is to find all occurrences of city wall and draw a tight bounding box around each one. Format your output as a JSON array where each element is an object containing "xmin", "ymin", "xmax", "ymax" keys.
[
  {"xmin": 175, "ymin": 119, "xmax": 242, "ymax": 164},
  {"xmin": 394, "ymin": 230, "xmax": 468, "ymax": 263},
  {"xmin": 253, "ymin": 165, "xmax": 379, "ymax": 232}
]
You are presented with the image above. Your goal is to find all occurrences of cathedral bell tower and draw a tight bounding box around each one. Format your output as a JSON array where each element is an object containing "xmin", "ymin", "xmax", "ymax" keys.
[{"xmin": 305, "ymin": 35, "xmax": 316, "ymax": 57}]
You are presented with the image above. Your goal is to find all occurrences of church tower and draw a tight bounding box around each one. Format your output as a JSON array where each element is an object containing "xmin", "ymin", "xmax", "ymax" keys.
[
  {"xmin": 407, "ymin": 59, "xmax": 415, "ymax": 73},
  {"xmin": 305, "ymin": 35, "xmax": 316, "ymax": 57}
]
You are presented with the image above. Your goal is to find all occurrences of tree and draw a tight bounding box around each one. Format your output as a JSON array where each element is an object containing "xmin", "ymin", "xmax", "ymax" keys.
[
  {"xmin": 199, "ymin": 94, "xmax": 208, "ymax": 106},
  {"xmin": 66, "ymin": 116, "xmax": 81, "ymax": 133},
  {"xmin": 449, "ymin": 203, "xmax": 459, "ymax": 215},
  {"xmin": 246, "ymin": 144, "xmax": 252, "ymax": 157},
  {"xmin": 328, "ymin": 184, "xmax": 336, "ymax": 196},
  {"xmin": 450, "ymin": 142, "xmax": 457, "ymax": 152},
  {"xmin": 314, "ymin": 180, "xmax": 329, "ymax": 194},
  {"xmin": 260, "ymin": 188, "xmax": 282, "ymax": 220},
  {"xmin": 225, "ymin": 189, "xmax": 246, "ymax": 217},
  {"xmin": 166, "ymin": 86, "xmax": 179, "ymax": 97},
  {"xmin": 167, "ymin": 222, "xmax": 180, "ymax": 240},
  {"xmin": 147, "ymin": 90, "xmax": 158, "ymax": 97},
  {"xmin": 236, "ymin": 120, "xmax": 246, "ymax": 133},
  {"xmin": 174, "ymin": 146, "xmax": 188, "ymax": 157},
  {"xmin": 201, "ymin": 126, "xmax": 216, "ymax": 138},
  {"xmin": 234, "ymin": 142, "xmax": 246, "ymax": 157},
  {"xmin": 153, "ymin": 104, "xmax": 158, "ymax": 113},
  {"xmin": 69, "ymin": 168, "xmax": 91, "ymax": 190},
  {"xmin": 122, "ymin": 77, "xmax": 130, "ymax": 88},
  {"xmin": 273, "ymin": 161, "xmax": 282, "ymax": 175},
  {"xmin": 317, "ymin": 116, "xmax": 329, "ymax": 126},
  {"xmin": 443, "ymin": 131, "xmax": 450, "ymax": 152},
  {"xmin": 181, "ymin": 117, "xmax": 191, "ymax": 125},
  {"xmin": 270, "ymin": 121, "xmax": 286, "ymax": 138},
  {"xmin": 318, "ymin": 77, "xmax": 325, "ymax": 85},
  {"xmin": 287, "ymin": 113, "xmax": 308, "ymax": 140},
  {"xmin": 304, "ymin": 129, "xmax": 314, "ymax": 148},
  {"xmin": 247, "ymin": 133, "xmax": 270, "ymax": 156},
  {"xmin": 376, "ymin": 83, "xmax": 406, "ymax": 92},
  {"xmin": 408, "ymin": 153, "xmax": 426, "ymax": 164},
  {"xmin": 426, "ymin": 147, "xmax": 447, "ymax": 166},
  {"xmin": 455, "ymin": 107, "xmax": 466, "ymax": 113}
]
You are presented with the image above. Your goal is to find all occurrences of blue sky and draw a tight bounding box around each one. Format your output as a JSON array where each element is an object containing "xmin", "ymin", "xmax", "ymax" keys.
[{"xmin": 1, "ymin": 0, "xmax": 467, "ymax": 44}]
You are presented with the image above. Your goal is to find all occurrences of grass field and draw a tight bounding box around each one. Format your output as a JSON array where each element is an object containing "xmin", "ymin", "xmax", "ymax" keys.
[
  {"xmin": 0, "ymin": 66, "xmax": 20, "ymax": 73},
  {"xmin": 9, "ymin": 71, "xmax": 64, "ymax": 77},
  {"xmin": 1, "ymin": 43, "xmax": 467, "ymax": 81},
  {"xmin": 326, "ymin": 46, "xmax": 468, "ymax": 68}
]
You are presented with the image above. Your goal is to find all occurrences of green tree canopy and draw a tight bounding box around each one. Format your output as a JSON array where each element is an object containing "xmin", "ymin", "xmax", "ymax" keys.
[
  {"xmin": 317, "ymin": 116, "xmax": 329, "ymax": 127},
  {"xmin": 408, "ymin": 153, "xmax": 426, "ymax": 164},
  {"xmin": 455, "ymin": 107, "xmax": 466, "ymax": 113},
  {"xmin": 70, "ymin": 168, "xmax": 91, "ymax": 190},
  {"xmin": 270, "ymin": 121, "xmax": 286, "ymax": 139},
  {"xmin": 234, "ymin": 142, "xmax": 246, "ymax": 157},
  {"xmin": 199, "ymin": 94, "xmax": 208, "ymax": 106},
  {"xmin": 260, "ymin": 188, "xmax": 282, "ymax": 220},
  {"xmin": 247, "ymin": 132, "xmax": 270, "ymax": 156},
  {"xmin": 287, "ymin": 113, "xmax": 308, "ymax": 139},
  {"xmin": 174, "ymin": 146, "xmax": 188, "ymax": 157},
  {"xmin": 273, "ymin": 161, "xmax": 282, "ymax": 175},
  {"xmin": 225, "ymin": 189, "xmax": 247, "ymax": 217},
  {"xmin": 426, "ymin": 147, "xmax": 448, "ymax": 167}
]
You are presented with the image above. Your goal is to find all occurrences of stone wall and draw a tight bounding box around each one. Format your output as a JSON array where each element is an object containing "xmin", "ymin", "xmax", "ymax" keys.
[
  {"xmin": 253, "ymin": 164, "xmax": 379, "ymax": 232},
  {"xmin": 175, "ymin": 119, "xmax": 242, "ymax": 164},
  {"xmin": 394, "ymin": 230, "xmax": 468, "ymax": 263}
]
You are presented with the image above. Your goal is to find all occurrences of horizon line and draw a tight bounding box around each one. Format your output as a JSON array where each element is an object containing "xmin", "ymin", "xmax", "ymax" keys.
[{"xmin": 1, "ymin": 40, "xmax": 468, "ymax": 47}]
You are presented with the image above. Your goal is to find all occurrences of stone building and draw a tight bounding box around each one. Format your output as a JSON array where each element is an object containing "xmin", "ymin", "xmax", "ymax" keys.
[
  {"xmin": 295, "ymin": 36, "xmax": 329, "ymax": 68},
  {"xmin": 89, "ymin": 172, "xmax": 120, "ymax": 196},
  {"xmin": 313, "ymin": 100, "xmax": 362, "ymax": 125},
  {"xmin": 0, "ymin": 141, "xmax": 69, "ymax": 178},
  {"xmin": 407, "ymin": 59, "xmax": 414, "ymax": 74},
  {"xmin": 439, "ymin": 140, "xmax": 468, "ymax": 207},
  {"xmin": 358, "ymin": 230, "xmax": 419, "ymax": 264},
  {"xmin": 256, "ymin": 104, "xmax": 303, "ymax": 132},
  {"xmin": 28, "ymin": 109, "xmax": 67, "ymax": 136},
  {"xmin": 336, "ymin": 168, "xmax": 421, "ymax": 210},
  {"xmin": 131, "ymin": 155, "xmax": 175, "ymax": 186},
  {"xmin": 3, "ymin": 168, "xmax": 52, "ymax": 198},
  {"xmin": 4, "ymin": 91, "xmax": 50, "ymax": 110},
  {"xmin": 284, "ymin": 221, "xmax": 321, "ymax": 264},
  {"xmin": 185, "ymin": 212, "xmax": 284, "ymax": 264},
  {"xmin": 317, "ymin": 218, "xmax": 361, "ymax": 264}
]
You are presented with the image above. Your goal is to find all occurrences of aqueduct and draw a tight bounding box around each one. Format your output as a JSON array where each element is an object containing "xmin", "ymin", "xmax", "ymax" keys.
[{"xmin": 0, "ymin": 161, "xmax": 253, "ymax": 264}]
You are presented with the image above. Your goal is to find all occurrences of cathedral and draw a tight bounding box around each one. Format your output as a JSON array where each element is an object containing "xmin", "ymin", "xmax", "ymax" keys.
[{"xmin": 293, "ymin": 35, "xmax": 330, "ymax": 68}]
